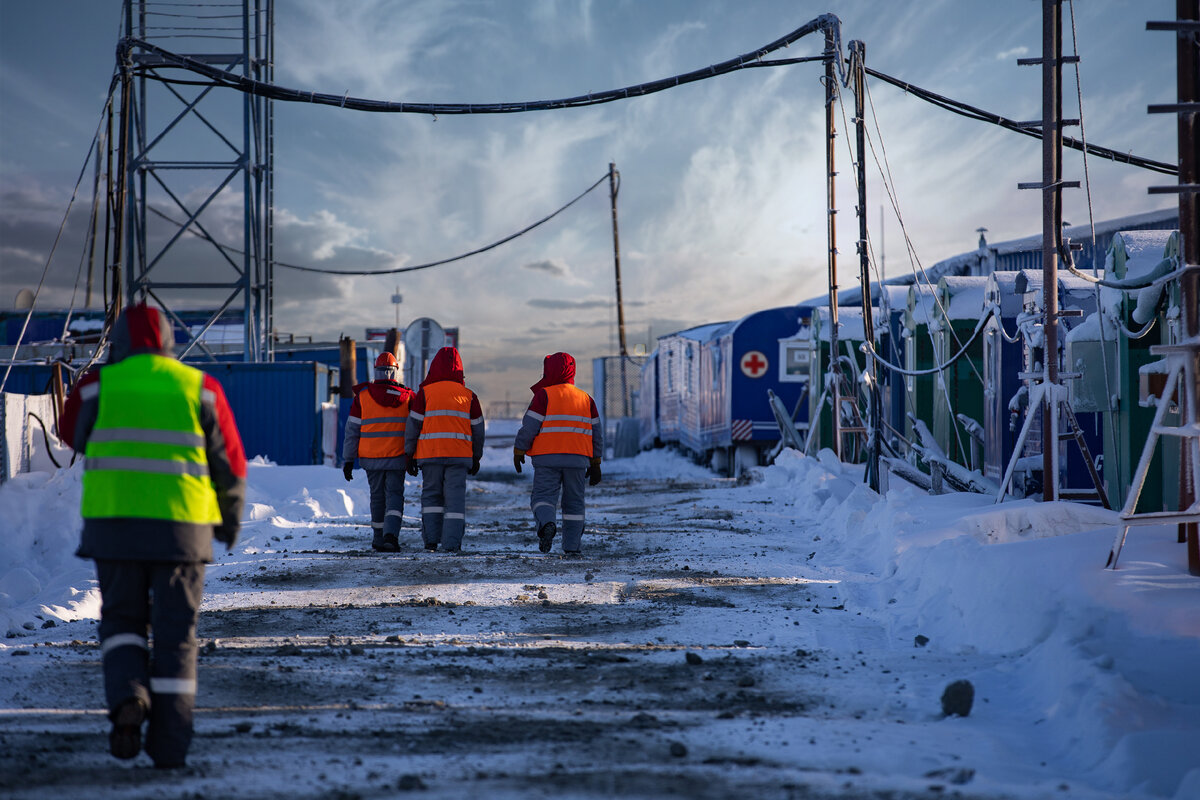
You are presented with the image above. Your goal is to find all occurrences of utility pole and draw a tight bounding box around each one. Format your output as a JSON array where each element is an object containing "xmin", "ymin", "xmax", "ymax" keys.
[
  {"xmin": 825, "ymin": 25, "xmax": 842, "ymax": 460},
  {"xmin": 1039, "ymin": 0, "xmax": 1063, "ymax": 501},
  {"xmin": 609, "ymin": 162, "xmax": 627, "ymax": 357},
  {"xmin": 851, "ymin": 40, "xmax": 880, "ymax": 491}
]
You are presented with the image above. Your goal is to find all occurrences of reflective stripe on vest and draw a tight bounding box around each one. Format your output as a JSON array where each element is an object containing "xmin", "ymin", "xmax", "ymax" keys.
[
  {"xmin": 414, "ymin": 381, "xmax": 473, "ymax": 459},
  {"xmin": 81, "ymin": 354, "xmax": 221, "ymax": 524},
  {"xmin": 358, "ymin": 387, "xmax": 409, "ymax": 458},
  {"xmin": 528, "ymin": 384, "xmax": 595, "ymax": 458}
]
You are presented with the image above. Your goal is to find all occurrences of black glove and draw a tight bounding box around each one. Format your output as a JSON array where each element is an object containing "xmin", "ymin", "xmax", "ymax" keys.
[
  {"xmin": 468, "ymin": 458, "xmax": 480, "ymax": 476},
  {"xmin": 215, "ymin": 524, "xmax": 239, "ymax": 551},
  {"xmin": 406, "ymin": 459, "xmax": 419, "ymax": 477},
  {"xmin": 342, "ymin": 462, "xmax": 354, "ymax": 481},
  {"xmin": 587, "ymin": 462, "xmax": 602, "ymax": 486},
  {"xmin": 513, "ymin": 448, "xmax": 525, "ymax": 473}
]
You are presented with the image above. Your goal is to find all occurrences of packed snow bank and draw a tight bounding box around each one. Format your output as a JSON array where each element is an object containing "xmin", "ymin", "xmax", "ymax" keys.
[{"xmin": 2, "ymin": 444, "xmax": 1197, "ymax": 797}]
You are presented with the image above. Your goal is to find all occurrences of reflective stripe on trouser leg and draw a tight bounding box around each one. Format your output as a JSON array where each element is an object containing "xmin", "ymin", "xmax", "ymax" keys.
[
  {"xmin": 366, "ymin": 469, "xmax": 387, "ymax": 528},
  {"xmin": 144, "ymin": 561, "xmax": 205, "ymax": 767},
  {"xmin": 530, "ymin": 465, "xmax": 564, "ymax": 529},
  {"xmin": 559, "ymin": 467, "xmax": 588, "ymax": 551},
  {"xmin": 384, "ymin": 469, "xmax": 406, "ymax": 536},
  {"xmin": 96, "ymin": 560, "xmax": 153, "ymax": 712},
  {"xmin": 440, "ymin": 463, "xmax": 469, "ymax": 549},
  {"xmin": 420, "ymin": 463, "xmax": 446, "ymax": 547}
]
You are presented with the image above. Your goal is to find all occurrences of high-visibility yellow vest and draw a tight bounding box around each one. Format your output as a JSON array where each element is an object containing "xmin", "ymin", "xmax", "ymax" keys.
[
  {"xmin": 528, "ymin": 384, "xmax": 594, "ymax": 458},
  {"xmin": 81, "ymin": 354, "xmax": 221, "ymax": 523},
  {"xmin": 358, "ymin": 387, "xmax": 409, "ymax": 458},
  {"xmin": 414, "ymin": 381, "xmax": 473, "ymax": 459}
]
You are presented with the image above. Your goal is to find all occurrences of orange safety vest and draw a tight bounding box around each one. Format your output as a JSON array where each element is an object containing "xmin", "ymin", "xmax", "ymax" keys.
[
  {"xmin": 358, "ymin": 387, "xmax": 409, "ymax": 459},
  {"xmin": 528, "ymin": 384, "xmax": 595, "ymax": 458},
  {"xmin": 414, "ymin": 381, "xmax": 474, "ymax": 459}
]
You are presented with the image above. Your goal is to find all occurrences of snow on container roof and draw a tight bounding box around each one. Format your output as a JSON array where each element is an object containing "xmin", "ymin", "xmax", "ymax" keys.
[
  {"xmin": 937, "ymin": 276, "xmax": 988, "ymax": 321},
  {"xmin": 813, "ymin": 305, "xmax": 877, "ymax": 342},
  {"xmin": 985, "ymin": 271, "xmax": 1024, "ymax": 316},
  {"xmin": 1108, "ymin": 229, "xmax": 1175, "ymax": 281},
  {"xmin": 657, "ymin": 321, "xmax": 730, "ymax": 343}
]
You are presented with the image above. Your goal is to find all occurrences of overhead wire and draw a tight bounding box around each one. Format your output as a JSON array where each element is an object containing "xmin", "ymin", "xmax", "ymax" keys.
[
  {"xmin": 147, "ymin": 172, "xmax": 611, "ymax": 276},
  {"xmin": 120, "ymin": 14, "xmax": 842, "ymax": 115},
  {"xmin": 0, "ymin": 76, "xmax": 119, "ymax": 396}
]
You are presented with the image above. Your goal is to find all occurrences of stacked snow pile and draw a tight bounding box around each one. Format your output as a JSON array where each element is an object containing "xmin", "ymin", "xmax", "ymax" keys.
[{"xmin": 0, "ymin": 462, "xmax": 97, "ymax": 636}]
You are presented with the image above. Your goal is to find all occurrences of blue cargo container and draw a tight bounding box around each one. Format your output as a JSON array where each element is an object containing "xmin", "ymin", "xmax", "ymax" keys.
[
  {"xmin": 637, "ymin": 350, "xmax": 660, "ymax": 450},
  {"xmin": 195, "ymin": 361, "xmax": 334, "ymax": 466},
  {"xmin": 652, "ymin": 322, "xmax": 728, "ymax": 448},
  {"xmin": 676, "ymin": 305, "xmax": 815, "ymax": 474}
]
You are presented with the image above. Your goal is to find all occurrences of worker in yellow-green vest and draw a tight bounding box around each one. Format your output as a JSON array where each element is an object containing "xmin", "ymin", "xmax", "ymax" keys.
[{"xmin": 61, "ymin": 303, "xmax": 247, "ymax": 770}]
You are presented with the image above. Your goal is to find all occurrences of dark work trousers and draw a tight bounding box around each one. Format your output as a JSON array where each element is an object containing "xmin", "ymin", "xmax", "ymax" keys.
[
  {"xmin": 96, "ymin": 559, "xmax": 205, "ymax": 766},
  {"xmin": 366, "ymin": 468, "xmax": 406, "ymax": 543},
  {"xmin": 419, "ymin": 462, "xmax": 468, "ymax": 549},
  {"xmin": 531, "ymin": 465, "xmax": 588, "ymax": 552}
]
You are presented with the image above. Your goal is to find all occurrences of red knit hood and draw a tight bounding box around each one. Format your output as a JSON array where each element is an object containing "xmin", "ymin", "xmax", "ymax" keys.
[
  {"xmin": 530, "ymin": 352, "xmax": 575, "ymax": 393},
  {"xmin": 420, "ymin": 346, "xmax": 465, "ymax": 387},
  {"xmin": 110, "ymin": 303, "xmax": 174, "ymax": 362}
]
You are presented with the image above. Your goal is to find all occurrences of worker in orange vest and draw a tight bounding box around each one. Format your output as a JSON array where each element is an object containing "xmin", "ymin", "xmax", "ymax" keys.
[
  {"xmin": 404, "ymin": 346, "xmax": 485, "ymax": 552},
  {"xmin": 513, "ymin": 352, "xmax": 603, "ymax": 555},
  {"xmin": 343, "ymin": 351, "xmax": 415, "ymax": 552}
]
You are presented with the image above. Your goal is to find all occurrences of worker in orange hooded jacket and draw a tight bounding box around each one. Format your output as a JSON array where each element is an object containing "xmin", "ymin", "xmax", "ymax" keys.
[
  {"xmin": 342, "ymin": 351, "xmax": 416, "ymax": 552},
  {"xmin": 513, "ymin": 352, "xmax": 603, "ymax": 555},
  {"xmin": 404, "ymin": 346, "xmax": 485, "ymax": 552}
]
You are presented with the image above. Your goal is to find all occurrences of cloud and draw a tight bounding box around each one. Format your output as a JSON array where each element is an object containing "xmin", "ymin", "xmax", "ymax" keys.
[
  {"xmin": 996, "ymin": 46, "xmax": 1029, "ymax": 61},
  {"xmin": 522, "ymin": 258, "xmax": 570, "ymax": 277}
]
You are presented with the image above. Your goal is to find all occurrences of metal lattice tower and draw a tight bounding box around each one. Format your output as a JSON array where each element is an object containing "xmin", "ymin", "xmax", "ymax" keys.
[{"xmin": 118, "ymin": 0, "xmax": 274, "ymax": 361}]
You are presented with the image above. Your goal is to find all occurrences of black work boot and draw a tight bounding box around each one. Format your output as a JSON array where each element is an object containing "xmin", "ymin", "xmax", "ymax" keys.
[
  {"xmin": 371, "ymin": 529, "xmax": 384, "ymax": 551},
  {"xmin": 537, "ymin": 521, "xmax": 557, "ymax": 554},
  {"xmin": 381, "ymin": 533, "xmax": 399, "ymax": 552},
  {"xmin": 109, "ymin": 696, "xmax": 147, "ymax": 760}
]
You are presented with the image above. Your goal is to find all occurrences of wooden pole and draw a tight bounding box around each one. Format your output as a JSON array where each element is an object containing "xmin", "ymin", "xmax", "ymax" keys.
[
  {"xmin": 1040, "ymin": 0, "xmax": 1062, "ymax": 501},
  {"xmin": 1175, "ymin": 0, "xmax": 1199, "ymax": 572},
  {"xmin": 339, "ymin": 337, "xmax": 356, "ymax": 399},
  {"xmin": 825, "ymin": 27, "xmax": 842, "ymax": 460},
  {"xmin": 851, "ymin": 40, "xmax": 880, "ymax": 491},
  {"xmin": 609, "ymin": 163, "xmax": 628, "ymax": 357}
]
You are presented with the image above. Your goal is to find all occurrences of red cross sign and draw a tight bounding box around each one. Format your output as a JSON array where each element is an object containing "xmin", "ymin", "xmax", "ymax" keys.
[{"xmin": 740, "ymin": 350, "xmax": 768, "ymax": 378}]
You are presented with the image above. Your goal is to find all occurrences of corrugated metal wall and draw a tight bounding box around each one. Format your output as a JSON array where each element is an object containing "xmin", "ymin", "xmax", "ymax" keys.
[{"xmin": 196, "ymin": 362, "xmax": 332, "ymax": 466}]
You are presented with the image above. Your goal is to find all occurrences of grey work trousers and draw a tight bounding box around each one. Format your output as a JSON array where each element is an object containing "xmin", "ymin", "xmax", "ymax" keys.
[
  {"xmin": 366, "ymin": 468, "xmax": 406, "ymax": 542},
  {"xmin": 531, "ymin": 465, "xmax": 587, "ymax": 552},
  {"xmin": 419, "ymin": 462, "xmax": 468, "ymax": 549},
  {"xmin": 96, "ymin": 559, "xmax": 205, "ymax": 767}
]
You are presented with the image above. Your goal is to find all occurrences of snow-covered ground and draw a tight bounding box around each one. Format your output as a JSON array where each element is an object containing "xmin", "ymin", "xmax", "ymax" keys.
[{"xmin": 1, "ymin": 439, "xmax": 1198, "ymax": 799}]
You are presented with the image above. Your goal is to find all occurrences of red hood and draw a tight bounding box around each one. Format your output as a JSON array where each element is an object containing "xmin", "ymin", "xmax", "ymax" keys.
[
  {"xmin": 530, "ymin": 352, "xmax": 575, "ymax": 393},
  {"xmin": 420, "ymin": 346, "xmax": 465, "ymax": 387},
  {"xmin": 110, "ymin": 303, "xmax": 174, "ymax": 362}
]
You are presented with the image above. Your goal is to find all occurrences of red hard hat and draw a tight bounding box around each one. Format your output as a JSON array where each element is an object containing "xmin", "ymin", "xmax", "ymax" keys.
[{"xmin": 375, "ymin": 352, "xmax": 399, "ymax": 369}]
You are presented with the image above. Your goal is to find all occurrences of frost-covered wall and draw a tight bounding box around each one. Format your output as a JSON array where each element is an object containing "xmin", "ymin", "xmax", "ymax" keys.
[{"xmin": 1, "ymin": 393, "xmax": 60, "ymax": 483}]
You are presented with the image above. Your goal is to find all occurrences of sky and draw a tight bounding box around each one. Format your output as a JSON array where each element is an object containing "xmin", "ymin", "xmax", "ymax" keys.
[
  {"xmin": 2, "ymin": 432, "xmax": 1198, "ymax": 797},
  {"xmin": 0, "ymin": 0, "xmax": 1181, "ymax": 405}
]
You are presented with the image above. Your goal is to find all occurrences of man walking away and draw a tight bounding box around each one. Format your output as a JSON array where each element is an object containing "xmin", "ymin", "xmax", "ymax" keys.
[
  {"xmin": 404, "ymin": 346, "xmax": 484, "ymax": 552},
  {"xmin": 513, "ymin": 352, "xmax": 603, "ymax": 555},
  {"xmin": 342, "ymin": 351, "xmax": 415, "ymax": 551},
  {"xmin": 61, "ymin": 303, "xmax": 246, "ymax": 769}
]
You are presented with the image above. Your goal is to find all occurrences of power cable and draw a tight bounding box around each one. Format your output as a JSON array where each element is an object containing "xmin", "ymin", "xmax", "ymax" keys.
[
  {"xmin": 0, "ymin": 77, "xmax": 119, "ymax": 396},
  {"xmin": 148, "ymin": 172, "xmax": 610, "ymax": 276},
  {"xmin": 858, "ymin": 65, "xmax": 1176, "ymax": 176},
  {"xmin": 120, "ymin": 14, "xmax": 841, "ymax": 115}
]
